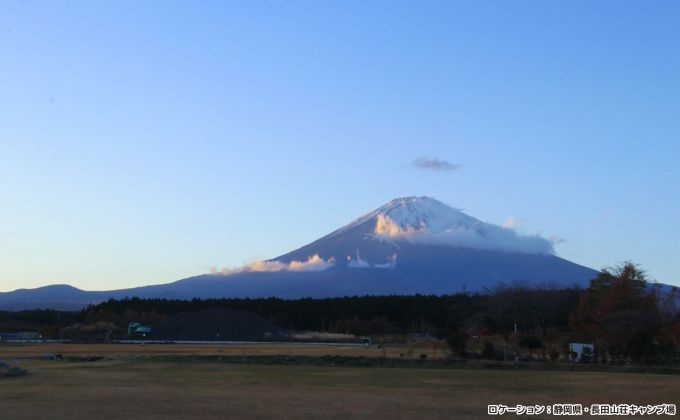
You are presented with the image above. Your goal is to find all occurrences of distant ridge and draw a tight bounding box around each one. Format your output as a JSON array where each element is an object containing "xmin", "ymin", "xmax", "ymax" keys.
[{"xmin": 0, "ymin": 196, "xmax": 600, "ymax": 310}]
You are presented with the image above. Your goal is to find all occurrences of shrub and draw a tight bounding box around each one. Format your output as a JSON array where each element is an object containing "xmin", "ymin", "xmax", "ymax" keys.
[{"xmin": 482, "ymin": 342, "xmax": 496, "ymax": 360}]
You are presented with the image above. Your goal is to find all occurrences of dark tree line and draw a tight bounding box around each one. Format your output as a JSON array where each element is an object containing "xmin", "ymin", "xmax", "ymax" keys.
[
  {"xmin": 0, "ymin": 309, "xmax": 79, "ymax": 337},
  {"xmin": 1, "ymin": 288, "xmax": 581, "ymax": 339},
  {"xmin": 2, "ymin": 262, "xmax": 678, "ymax": 364}
]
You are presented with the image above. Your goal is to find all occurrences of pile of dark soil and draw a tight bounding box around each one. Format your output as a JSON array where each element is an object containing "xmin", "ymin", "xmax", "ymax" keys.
[
  {"xmin": 150, "ymin": 307, "xmax": 287, "ymax": 341},
  {"xmin": 0, "ymin": 366, "xmax": 27, "ymax": 378}
]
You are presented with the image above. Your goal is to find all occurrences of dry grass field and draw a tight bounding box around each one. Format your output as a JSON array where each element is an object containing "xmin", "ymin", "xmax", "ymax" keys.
[
  {"xmin": 1, "ymin": 343, "xmax": 679, "ymax": 419},
  {"xmin": 0, "ymin": 342, "xmax": 435, "ymax": 360}
]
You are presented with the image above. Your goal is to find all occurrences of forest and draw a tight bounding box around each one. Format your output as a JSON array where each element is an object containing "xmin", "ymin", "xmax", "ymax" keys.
[{"xmin": 2, "ymin": 263, "xmax": 679, "ymax": 364}]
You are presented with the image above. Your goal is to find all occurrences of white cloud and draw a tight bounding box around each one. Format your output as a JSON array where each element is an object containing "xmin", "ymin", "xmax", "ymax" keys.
[
  {"xmin": 214, "ymin": 254, "xmax": 335, "ymax": 275},
  {"xmin": 347, "ymin": 253, "xmax": 398, "ymax": 269},
  {"xmin": 374, "ymin": 254, "xmax": 398, "ymax": 269},
  {"xmin": 373, "ymin": 214, "xmax": 555, "ymax": 255},
  {"xmin": 375, "ymin": 213, "xmax": 419, "ymax": 237},
  {"xmin": 347, "ymin": 255, "xmax": 370, "ymax": 268},
  {"xmin": 502, "ymin": 216, "xmax": 517, "ymax": 229},
  {"xmin": 549, "ymin": 235, "xmax": 567, "ymax": 245},
  {"xmin": 290, "ymin": 255, "xmax": 334, "ymax": 271}
]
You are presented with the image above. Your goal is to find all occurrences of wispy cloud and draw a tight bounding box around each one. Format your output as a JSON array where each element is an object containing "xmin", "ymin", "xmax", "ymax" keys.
[
  {"xmin": 211, "ymin": 254, "xmax": 335, "ymax": 275},
  {"xmin": 413, "ymin": 157, "xmax": 461, "ymax": 172},
  {"xmin": 502, "ymin": 216, "xmax": 517, "ymax": 229},
  {"xmin": 346, "ymin": 253, "xmax": 398, "ymax": 269},
  {"xmin": 501, "ymin": 216, "xmax": 524, "ymax": 229},
  {"xmin": 373, "ymin": 213, "xmax": 556, "ymax": 255},
  {"xmin": 347, "ymin": 255, "xmax": 370, "ymax": 269},
  {"xmin": 549, "ymin": 235, "xmax": 567, "ymax": 245}
]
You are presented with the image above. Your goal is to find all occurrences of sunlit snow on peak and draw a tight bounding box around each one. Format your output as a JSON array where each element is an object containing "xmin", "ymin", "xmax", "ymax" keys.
[{"xmin": 368, "ymin": 197, "xmax": 555, "ymax": 255}]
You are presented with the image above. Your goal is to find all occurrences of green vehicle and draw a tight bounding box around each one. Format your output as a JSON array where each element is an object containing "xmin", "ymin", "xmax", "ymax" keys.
[{"xmin": 127, "ymin": 322, "xmax": 151, "ymax": 338}]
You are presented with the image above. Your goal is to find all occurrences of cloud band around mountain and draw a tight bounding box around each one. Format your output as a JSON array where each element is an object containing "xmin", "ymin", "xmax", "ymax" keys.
[{"xmin": 374, "ymin": 213, "xmax": 555, "ymax": 255}]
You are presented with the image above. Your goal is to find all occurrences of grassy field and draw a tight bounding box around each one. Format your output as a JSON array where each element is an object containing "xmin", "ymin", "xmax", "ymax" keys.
[
  {"xmin": 0, "ymin": 343, "xmax": 445, "ymax": 360},
  {"xmin": 1, "ymin": 344, "xmax": 679, "ymax": 419},
  {"xmin": 0, "ymin": 342, "xmax": 438, "ymax": 359}
]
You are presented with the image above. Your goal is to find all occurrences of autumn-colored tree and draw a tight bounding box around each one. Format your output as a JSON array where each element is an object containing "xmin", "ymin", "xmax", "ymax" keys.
[
  {"xmin": 657, "ymin": 287, "xmax": 680, "ymax": 358},
  {"xmin": 569, "ymin": 262, "xmax": 663, "ymax": 361}
]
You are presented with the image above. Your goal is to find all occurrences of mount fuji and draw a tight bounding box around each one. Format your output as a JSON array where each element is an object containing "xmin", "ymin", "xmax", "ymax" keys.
[{"xmin": 0, "ymin": 196, "xmax": 598, "ymax": 310}]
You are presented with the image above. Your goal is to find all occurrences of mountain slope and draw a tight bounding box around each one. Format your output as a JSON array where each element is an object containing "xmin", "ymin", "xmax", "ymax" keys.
[
  {"xmin": 275, "ymin": 196, "xmax": 556, "ymax": 266},
  {"xmin": 0, "ymin": 196, "xmax": 600, "ymax": 309}
]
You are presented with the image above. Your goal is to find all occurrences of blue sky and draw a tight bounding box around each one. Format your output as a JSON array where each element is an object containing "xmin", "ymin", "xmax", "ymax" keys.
[{"xmin": 1, "ymin": 1, "xmax": 679, "ymax": 291}]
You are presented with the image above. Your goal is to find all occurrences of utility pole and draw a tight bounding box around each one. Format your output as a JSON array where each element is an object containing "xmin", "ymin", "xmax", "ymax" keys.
[{"xmin": 384, "ymin": 318, "xmax": 387, "ymax": 342}]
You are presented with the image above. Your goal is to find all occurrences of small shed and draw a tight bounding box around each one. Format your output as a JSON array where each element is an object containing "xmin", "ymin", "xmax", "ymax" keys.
[{"xmin": 569, "ymin": 342, "xmax": 594, "ymax": 362}]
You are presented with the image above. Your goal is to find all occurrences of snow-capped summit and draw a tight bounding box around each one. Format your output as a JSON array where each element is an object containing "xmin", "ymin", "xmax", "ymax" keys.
[
  {"xmin": 324, "ymin": 196, "xmax": 554, "ymax": 256},
  {"xmin": 333, "ymin": 196, "xmax": 479, "ymax": 237},
  {"xmin": 374, "ymin": 196, "xmax": 480, "ymax": 233}
]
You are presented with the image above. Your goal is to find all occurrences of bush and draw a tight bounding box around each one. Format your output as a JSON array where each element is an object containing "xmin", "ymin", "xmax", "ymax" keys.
[
  {"xmin": 482, "ymin": 342, "xmax": 496, "ymax": 360},
  {"xmin": 447, "ymin": 331, "xmax": 469, "ymax": 357},
  {"xmin": 519, "ymin": 336, "xmax": 543, "ymax": 351}
]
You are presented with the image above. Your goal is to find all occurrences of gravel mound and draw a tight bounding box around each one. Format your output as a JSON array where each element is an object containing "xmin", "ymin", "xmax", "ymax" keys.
[{"xmin": 151, "ymin": 307, "xmax": 286, "ymax": 341}]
